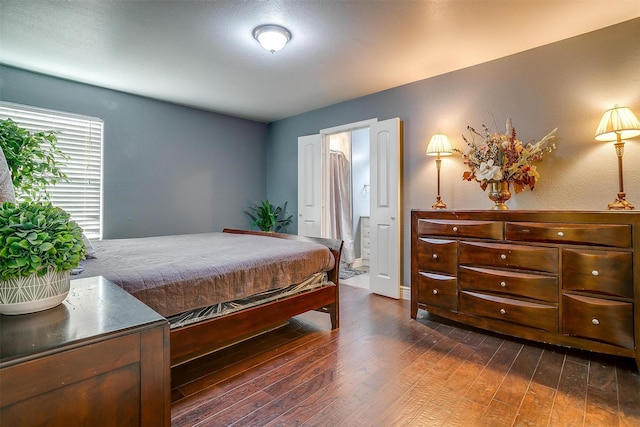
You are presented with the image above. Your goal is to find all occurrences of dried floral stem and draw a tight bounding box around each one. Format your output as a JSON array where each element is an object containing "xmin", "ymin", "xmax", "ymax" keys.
[{"xmin": 454, "ymin": 120, "xmax": 558, "ymax": 194}]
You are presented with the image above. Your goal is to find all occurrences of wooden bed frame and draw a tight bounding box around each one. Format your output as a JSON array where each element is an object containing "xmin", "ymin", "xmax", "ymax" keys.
[{"xmin": 169, "ymin": 228, "xmax": 343, "ymax": 367}]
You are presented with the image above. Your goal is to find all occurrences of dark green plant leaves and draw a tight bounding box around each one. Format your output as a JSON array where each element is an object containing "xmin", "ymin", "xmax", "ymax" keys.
[{"xmin": 244, "ymin": 199, "xmax": 293, "ymax": 233}]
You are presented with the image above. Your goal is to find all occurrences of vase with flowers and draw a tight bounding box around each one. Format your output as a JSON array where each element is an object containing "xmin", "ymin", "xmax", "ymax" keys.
[{"xmin": 455, "ymin": 119, "xmax": 558, "ymax": 209}]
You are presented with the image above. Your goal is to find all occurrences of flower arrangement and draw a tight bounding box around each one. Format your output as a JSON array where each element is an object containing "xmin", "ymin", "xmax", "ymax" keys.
[{"xmin": 456, "ymin": 119, "xmax": 558, "ymax": 194}]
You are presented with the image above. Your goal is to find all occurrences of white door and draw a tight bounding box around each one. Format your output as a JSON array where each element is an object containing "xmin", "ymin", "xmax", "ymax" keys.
[
  {"xmin": 297, "ymin": 134, "xmax": 324, "ymax": 237},
  {"xmin": 369, "ymin": 118, "xmax": 402, "ymax": 299}
]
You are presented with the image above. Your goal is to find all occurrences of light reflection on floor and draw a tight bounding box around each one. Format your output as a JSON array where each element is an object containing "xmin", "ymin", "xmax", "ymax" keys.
[{"xmin": 341, "ymin": 271, "xmax": 370, "ymax": 290}]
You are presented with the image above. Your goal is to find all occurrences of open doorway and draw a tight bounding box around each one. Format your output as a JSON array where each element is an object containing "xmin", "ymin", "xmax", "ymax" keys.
[
  {"xmin": 327, "ymin": 128, "xmax": 370, "ymax": 268},
  {"xmin": 298, "ymin": 118, "xmax": 402, "ymax": 298}
]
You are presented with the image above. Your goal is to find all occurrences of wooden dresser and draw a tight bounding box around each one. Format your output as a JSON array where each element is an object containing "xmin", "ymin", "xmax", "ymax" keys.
[
  {"xmin": 0, "ymin": 276, "xmax": 171, "ymax": 426},
  {"xmin": 411, "ymin": 210, "xmax": 640, "ymax": 368}
]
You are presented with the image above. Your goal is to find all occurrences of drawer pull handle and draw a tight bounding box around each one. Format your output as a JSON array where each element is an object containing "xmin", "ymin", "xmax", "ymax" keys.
[
  {"xmin": 500, "ymin": 281, "xmax": 507, "ymax": 287},
  {"xmin": 452, "ymin": 226, "xmax": 458, "ymax": 232},
  {"xmin": 557, "ymin": 231, "xmax": 564, "ymax": 237},
  {"xmin": 432, "ymin": 253, "xmax": 438, "ymax": 260},
  {"xmin": 432, "ymin": 289, "xmax": 438, "ymax": 295},
  {"xmin": 591, "ymin": 270, "xmax": 599, "ymax": 276},
  {"xmin": 499, "ymin": 308, "xmax": 506, "ymax": 315},
  {"xmin": 592, "ymin": 318, "xmax": 600, "ymax": 325},
  {"xmin": 500, "ymin": 254, "xmax": 507, "ymax": 260}
]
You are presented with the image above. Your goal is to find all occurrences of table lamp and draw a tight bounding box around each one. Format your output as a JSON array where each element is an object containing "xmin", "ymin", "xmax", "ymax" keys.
[
  {"xmin": 595, "ymin": 105, "xmax": 640, "ymax": 210},
  {"xmin": 426, "ymin": 133, "xmax": 453, "ymax": 209}
]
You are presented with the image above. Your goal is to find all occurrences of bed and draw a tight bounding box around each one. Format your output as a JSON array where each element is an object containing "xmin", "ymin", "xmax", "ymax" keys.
[{"xmin": 75, "ymin": 228, "xmax": 343, "ymax": 366}]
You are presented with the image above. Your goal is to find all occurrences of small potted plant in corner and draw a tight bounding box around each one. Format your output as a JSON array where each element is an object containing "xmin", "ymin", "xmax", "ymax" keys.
[
  {"xmin": 244, "ymin": 199, "xmax": 293, "ymax": 233},
  {"xmin": 0, "ymin": 201, "xmax": 85, "ymax": 315}
]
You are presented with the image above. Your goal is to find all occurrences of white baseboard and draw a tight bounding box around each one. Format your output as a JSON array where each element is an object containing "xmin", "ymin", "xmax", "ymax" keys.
[{"xmin": 401, "ymin": 285, "xmax": 410, "ymax": 301}]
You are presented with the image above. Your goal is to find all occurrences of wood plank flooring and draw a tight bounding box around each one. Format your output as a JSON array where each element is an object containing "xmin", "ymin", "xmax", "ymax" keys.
[{"xmin": 171, "ymin": 284, "xmax": 640, "ymax": 426}]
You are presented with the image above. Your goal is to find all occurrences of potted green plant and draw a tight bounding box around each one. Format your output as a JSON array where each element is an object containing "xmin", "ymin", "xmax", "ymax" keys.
[
  {"xmin": 244, "ymin": 199, "xmax": 293, "ymax": 233},
  {"xmin": 0, "ymin": 201, "xmax": 85, "ymax": 315},
  {"xmin": 0, "ymin": 118, "xmax": 69, "ymax": 201}
]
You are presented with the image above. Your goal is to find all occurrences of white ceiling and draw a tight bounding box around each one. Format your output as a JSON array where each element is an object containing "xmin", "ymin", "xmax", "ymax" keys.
[{"xmin": 1, "ymin": 1, "xmax": 639, "ymax": 123}]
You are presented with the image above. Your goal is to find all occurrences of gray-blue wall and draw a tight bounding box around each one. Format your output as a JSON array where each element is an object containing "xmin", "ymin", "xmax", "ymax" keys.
[
  {"xmin": 2, "ymin": 18, "xmax": 638, "ymax": 288},
  {"xmin": 0, "ymin": 65, "xmax": 268, "ymax": 238},
  {"xmin": 351, "ymin": 127, "xmax": 370, "ymax": 259},
  {"xmin": 265, "ymin": 18, "xmax": 640, "ymax": 287}
]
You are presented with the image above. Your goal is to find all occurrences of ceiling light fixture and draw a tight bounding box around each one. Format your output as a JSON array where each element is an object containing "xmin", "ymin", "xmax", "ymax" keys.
[{"xmin": 253, "ymin": 24, "xmax": 291, "ymax": 53}]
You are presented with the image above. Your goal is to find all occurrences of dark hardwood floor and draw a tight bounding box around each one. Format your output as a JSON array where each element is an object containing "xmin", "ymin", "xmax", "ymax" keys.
[{"xmin": 171, "ymin": 284, "xmax": 640, "ymax": 426}]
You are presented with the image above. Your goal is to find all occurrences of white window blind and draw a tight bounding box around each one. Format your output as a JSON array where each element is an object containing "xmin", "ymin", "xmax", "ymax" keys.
[{"xmin": 0, "ymin": 101, "xmax": 103, "ymax": 239}]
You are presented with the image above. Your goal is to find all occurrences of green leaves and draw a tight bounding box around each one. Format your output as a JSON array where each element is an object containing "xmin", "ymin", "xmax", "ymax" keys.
[
  {"xmin": 0, "ymin": 201, "xmax": 85, "ymax": 281},
  {"xmin": 0, "ymin": 118, "xmax": 70, "ymax": 201},
  {"xmin": 244, "ymin": 199, "xmax": 293, "ymax": 233},
  {"xmin": 39, "ymin": 242, "xmax": 54, "ymax": 252}
]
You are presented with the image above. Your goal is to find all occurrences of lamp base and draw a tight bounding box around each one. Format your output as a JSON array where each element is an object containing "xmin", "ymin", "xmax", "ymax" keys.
[
  {"xmin": 607, "ymin": 192, "xmax": 635, "ymax": 210},
  {"xmin": 432, "ymin": 196, "xmax": 447, "ymax": 209}
]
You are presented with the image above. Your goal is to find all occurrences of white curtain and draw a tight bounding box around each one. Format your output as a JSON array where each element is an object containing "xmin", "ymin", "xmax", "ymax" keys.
[{"xmin": 328, "ymin": 150, "xmax": 355, "ymax": 264}]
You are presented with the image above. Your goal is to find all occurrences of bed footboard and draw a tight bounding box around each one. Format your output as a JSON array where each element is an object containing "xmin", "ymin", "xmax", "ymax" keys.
[{"xmin": 169, "ymin": 229, "xmax": 343, "ymax": 367}]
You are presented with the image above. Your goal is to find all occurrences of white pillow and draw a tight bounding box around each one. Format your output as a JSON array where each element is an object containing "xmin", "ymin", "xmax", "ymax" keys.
[{"xmin": 0, "ymin": 146, "xmax": 16, "ymax": 203}]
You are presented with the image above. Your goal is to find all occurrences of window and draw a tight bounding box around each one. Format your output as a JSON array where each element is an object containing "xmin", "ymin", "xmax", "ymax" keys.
[{"xmin": 0, "ymin": 102, "xmax": 103, "ymax": 239}]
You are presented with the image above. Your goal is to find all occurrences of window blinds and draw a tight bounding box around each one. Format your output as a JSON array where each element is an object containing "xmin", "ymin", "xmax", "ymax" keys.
[{"xmin": 0, "ymin": 102, "xmax": 103, "ymax": 239}]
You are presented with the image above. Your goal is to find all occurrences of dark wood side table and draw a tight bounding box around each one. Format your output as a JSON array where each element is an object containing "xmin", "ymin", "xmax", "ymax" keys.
[{"xmin": 0, "ymin": 276, "xmax": 170, "ymax": 426}]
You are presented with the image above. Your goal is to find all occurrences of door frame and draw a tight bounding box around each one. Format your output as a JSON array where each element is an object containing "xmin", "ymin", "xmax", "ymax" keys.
[
  {"xmin": 320, "ymin": 119, "xmax": 378, "ymax": 135},
  {"xmin": 298, "ymin": 117, "xmax": 403, "ymax": 299}
]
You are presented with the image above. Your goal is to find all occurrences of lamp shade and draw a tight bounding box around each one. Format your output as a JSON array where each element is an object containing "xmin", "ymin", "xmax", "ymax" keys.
[
  {"xmin": 595, "ymin": 106, "xmax": 640, "ymax": 141},
  {"xmin": 253, "ymin": 24, "xmax": 291, "ymax": 53},
  {"xmin": 426, "ymin": 134, "xmax": 453, "ymax": 156}
]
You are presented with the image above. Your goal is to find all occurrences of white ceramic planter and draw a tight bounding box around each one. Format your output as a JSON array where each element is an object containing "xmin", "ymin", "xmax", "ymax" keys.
[{"xmin": 0, "ymin": 269, "xmax": 71, "ymax": 315}]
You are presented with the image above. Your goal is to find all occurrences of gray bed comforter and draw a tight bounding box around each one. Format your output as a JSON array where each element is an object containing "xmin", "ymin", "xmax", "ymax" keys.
[{"xmin": 75, "ymin": 232, "xmax": 335, "ymax": 317}]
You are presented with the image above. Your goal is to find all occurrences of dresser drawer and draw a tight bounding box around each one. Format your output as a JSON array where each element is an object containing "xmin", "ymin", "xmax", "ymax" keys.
[
  {"xmin": 562, "ymin": 249, "xmax": 633, "ymax": 298},
  {"xmin": 459, "ymin": 241, "xmax": 558, "ymax": 273},
  {"xmin": 361, "ymin": 246, "xmax": 370, "ymax": 259},
  {"xmin": 361, "ymin": 216, "xmax": 371, "ymax": 262},
  {"xmin": 563, "ymin": 294, "xmax": 634, "ymax": 349},
  {"xmin": 417, "ymin": 272, "xmax": 457, "ymax": 311},
  {"xmin": 417, "ymin": 238, "xmax": 457, "ymax": 275},
  {"xmin": 460, "ymin": 291, "xmax": 558, "ymax": 332},
  {"xmin": 459, "ymin": 266, "xmax": 558, "ymax": 302},
  {"xmin": 362, "ymin": 226, "xmax": 370, "ymax": 238},
  {"xmin": 506, "ymin": 222, "xmax": 632, "ymax": 248},
  {"xmin": 417, "ymin": 219, "xmax": 503, "ymax": 240}
]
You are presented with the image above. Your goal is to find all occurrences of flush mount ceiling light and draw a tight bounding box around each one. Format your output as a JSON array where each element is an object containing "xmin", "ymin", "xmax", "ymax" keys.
[{"xmin": 253, "ymin": 24, "xmax": 291, "ymax": 53}]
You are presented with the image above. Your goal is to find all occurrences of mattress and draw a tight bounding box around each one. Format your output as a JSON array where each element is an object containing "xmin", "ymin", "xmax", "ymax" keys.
[{"xmin": 75, "ymin": 232, "xmax": 335, "ymax": 317}]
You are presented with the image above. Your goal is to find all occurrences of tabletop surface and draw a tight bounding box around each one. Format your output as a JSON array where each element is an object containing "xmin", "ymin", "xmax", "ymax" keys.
[{"xmin": 0, "ymin": 276, "xmax": 166, "ymax": 365}]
